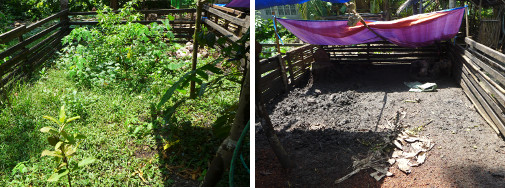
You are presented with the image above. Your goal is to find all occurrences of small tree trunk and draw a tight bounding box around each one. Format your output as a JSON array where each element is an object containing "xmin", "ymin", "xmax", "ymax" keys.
[
  {"xmin": 449, "ymin": 0, "xmax": 455, "ymax": 8},
  {"xmin": 202, "ymin": 64, "xmax": 250, "ymax": 186},
  {"xmin": 190, "ymin": 0, "xmax": 206, "ymax": 99}
]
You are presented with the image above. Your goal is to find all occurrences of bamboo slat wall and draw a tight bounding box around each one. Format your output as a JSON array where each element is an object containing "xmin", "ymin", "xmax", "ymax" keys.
[
  {"xmin": 449, "ymin": 37, "xmax": 505, "ymax": 137},
  {"xmin": 322, "ymin": 41, "xmax": 445, "ymax": 64},
  {"xmin": 257, "ymin": 44, "xmax": 317, "ymax": 103}
]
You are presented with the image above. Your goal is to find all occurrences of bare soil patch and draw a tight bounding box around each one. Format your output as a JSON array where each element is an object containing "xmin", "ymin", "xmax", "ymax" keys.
[{"xmin": 256, "ymin": 64, "xmax": 505, "ymax": 187}]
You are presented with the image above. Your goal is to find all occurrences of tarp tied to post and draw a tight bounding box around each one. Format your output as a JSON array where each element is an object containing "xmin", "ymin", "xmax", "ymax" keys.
[
  {"xmin": 225, "ymin": 0, "xmax": 250, "ymax": 8},
  {"xmin": 256, "ymin": 0, "xmax": 350, "ymax": 10},
  {"xmin": 276, "ymin": 7, "xmax": 465, "ymax": 48}
]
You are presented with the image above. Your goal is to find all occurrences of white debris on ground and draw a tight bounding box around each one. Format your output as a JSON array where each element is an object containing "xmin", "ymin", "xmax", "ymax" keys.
[
  {"xmin": 175, "ymin": 42, "xmax": 209, "ymax": 58},
  {"xmin": 334, "ymin": 110, "xmax": 435, "ymax": 184},
  {"xmin": 390, "ymin": 130, "xmax": 434, "ymax": 174}
]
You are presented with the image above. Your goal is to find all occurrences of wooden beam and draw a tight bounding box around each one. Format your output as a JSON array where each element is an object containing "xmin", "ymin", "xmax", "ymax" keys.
[
  {"xmin": 0, "ymin": 25, "xmax": 26, "ymax": 44},
  {"xmin": 466, "ymin": 37, "xmax": 505, "ymax": 65},
  {"xmin": 68, "ymin": 9, "xmax": 197, "ymax": 16},
  {"xmin": 202, "ymin": 19, "xmax": 239, "ymax": 42},
  {"xmin": 204, "ymin": 6, "xmax": 248, "ymax": 27},
  {"xmin": 27, "ymin": 9, "xmax": 68, "ymax": 31},
  {"xmin": 0, "ymin": 22, "xmax": 64, "ymax": 60}
]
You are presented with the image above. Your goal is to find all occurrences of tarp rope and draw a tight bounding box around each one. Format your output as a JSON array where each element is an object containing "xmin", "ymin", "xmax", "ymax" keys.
[{"xmin": 273, "ymin": 16, "xmax": 285, "ymax": 45}]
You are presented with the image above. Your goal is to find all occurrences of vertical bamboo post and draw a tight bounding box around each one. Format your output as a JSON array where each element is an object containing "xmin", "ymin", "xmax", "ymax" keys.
[
  {"xmin": 466, "ymin": 2, "xmax": 470, "ymax": 38},
  {"xmin": 190, "ymin": 0, "xmax": 206, "ymax": 99},
  {"xmin": 272, "ymin": 11, "xmax": 281, "ymax": 54}
]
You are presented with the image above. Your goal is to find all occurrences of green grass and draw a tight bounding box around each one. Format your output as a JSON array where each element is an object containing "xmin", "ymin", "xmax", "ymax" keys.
[{"xmin": 0, "ymin": 58, "xmax": 241, "ymax": 186}]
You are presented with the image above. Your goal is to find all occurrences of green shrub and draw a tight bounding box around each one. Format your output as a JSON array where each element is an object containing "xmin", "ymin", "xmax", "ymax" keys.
[{"xmin": 58, "ymin": 1, "xmax": 179, "ymax": 91}]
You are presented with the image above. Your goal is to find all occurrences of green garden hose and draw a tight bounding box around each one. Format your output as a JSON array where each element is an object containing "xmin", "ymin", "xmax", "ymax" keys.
[{"xmin": 229, "ymin": 120, "xmax": 250, "ymax": 187}]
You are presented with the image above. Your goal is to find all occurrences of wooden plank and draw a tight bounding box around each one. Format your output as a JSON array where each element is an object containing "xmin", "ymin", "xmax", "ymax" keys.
[
  {"xmin": 0, "ymin": 32, "xmax": 62, "ymax": 89},
  {"xmin": 467, "ymin": 47, "xmax": 505, "ymax": 75},
  {"xmin": 0, "ymin": 29, "xmax": 65, "ymax": 78},
  {"xmin": 0, "ymin": 25, "xmax": 26, "ymax": 44},
  {"xmin": 462, "ymin": 64, "xmax": 505, "ymax": 135},
  {"xmin": 204, "ymin": 6, "xmax": 247, "ymax": 27},
  {"xmin": 261, "ymin": 85, "xmax": 285, "ymax": 103},
  {"xmin": 464, "ymin": 49, "xmax": 505, "ymax": 86},
  {"xmin": 465, "ymin": 37, "xmax": 505, "ymax": 64},
  {"xmin": 260, "ymin": 76, "xmax": 284, "ymax": 92},
  {"xmin": 324, "ymin": 48, "xmax": 437, "ymax": 53},
  {"xmin": 206, "ymin": 4, "xmax": 245, "ymax": 18},
  {"xmin": 202, "ymin": 19, "xmax": 239, "ymax": 42},
  {"xmin": 69, "ymin": 9, "xmax": 196, "ymax": 16},
  {"xmin": 276, "ymin": 56, "xmax": 289, "ymax": 91},
  {"xmin": 68, "ymin": 19, "xmax": 194, "ymax": 25},
  {"xmin": 455, "ymin": 46, "xmax": 505, "ymax": 94},
  {"xmin": 464, "ymin": 57, "xmax": 505, "ymax": 112},
  {"xmin": 26, "ymin": 10, "xmax": 68, "ymax": 31},
  {"xmin": 0, "ymin": 22, "xmax": 63, "ymax": 60},
  {"xmin": 261, "ymin": 69, "xmax": 283, "ymax": 82},
  {"xmin": 260, "ymin": 59, "xmax": 280, "ymax": 74},
  {"xmin": 459, "ymin": 71, "xmax": 500, "ymax": 134}
]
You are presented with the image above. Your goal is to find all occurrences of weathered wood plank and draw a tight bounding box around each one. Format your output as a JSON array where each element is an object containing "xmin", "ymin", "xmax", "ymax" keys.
[
  {"xmin": 260, "ymin": 76, "xmax": 284, "ymax": 92},
  {"xmin": 0, "ymin": 22, "xmax": 63, "ymax": 61},
  {"xmin": 68, "ymin": 20, "xmax": 194, "ymax": 25},
  {"xmin": 0, "ymin": 29, "xmax": 65, "ymax": 78},
  {"xmin": 464, "ymin": 49, "xmax": 505, "ymax": 86},
  {"xmin": 466, "ymin": 37, "xmax": 505, "ymax": 64},
  {"xmin": 0, "ymin": 32, "xmax": 63, "ymax": 89},
  {"xmin": 261, "ymin": 69, "xmax": 283, "ymax": 83},
  {"xmin": 202, "ymin": 19, "xmax": 239, "ymax": 42},
  {"xmin": 204, "ymin": 6, "xmax": 248, "ymax": 27},
  {"xmin": 26, "ymin": 10, "xmax": 68, "ymax": 31},
  {"xmin": 459, "ymin": 71, "xmax": 500, "ymax": 134},
  {"xmin": 467, "ymin": 47, "xmax": 505, "ymax": 76},
  {"xmin": 461, "ymin": 64, "xmax": 505, "ymax": 135},
  {"xmin": 260, "ymin": 59, "xmax": 280, "ymax": 75},
  {"xmin": 206, "ymin": 4, "xmax": 245, "ymax": 18},
  {"xmin": 68, "ymin": 9, "xmax": 196, "ymax": 15},
  {"xmin": 0, "ymin": 25, "xmax": 26, "ymax": 44}
]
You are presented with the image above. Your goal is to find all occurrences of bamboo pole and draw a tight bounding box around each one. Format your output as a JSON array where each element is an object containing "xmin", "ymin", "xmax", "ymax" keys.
[
  {"xmin": 189, "ymin": 0, "xmax": 206, "ymax": 99},
  {"xmin": 466, "ymin": 2, "xmax": 469, "ymax": 38}
]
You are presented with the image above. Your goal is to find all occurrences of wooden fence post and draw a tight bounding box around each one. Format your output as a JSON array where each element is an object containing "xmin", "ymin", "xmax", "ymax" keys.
[
  {"xmin": 60, "ymin": 0, "xmax": 69, "ymax": 33},
  {"xmin": 110, "ymin": 0, "xmax": 119, "ymax": 10},
  {"xmin": 277, "ymin": 55, "xmax": 289, "ymax": 91}
]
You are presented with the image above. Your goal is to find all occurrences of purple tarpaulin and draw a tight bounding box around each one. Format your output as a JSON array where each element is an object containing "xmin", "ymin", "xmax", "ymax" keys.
[
  {"xmin": 276, "ymin": 7, "xmax": 465, "ymax": 48},
  {"xmin": 225, "ymin": 0, "xmax": 250, "ymax": 8}
]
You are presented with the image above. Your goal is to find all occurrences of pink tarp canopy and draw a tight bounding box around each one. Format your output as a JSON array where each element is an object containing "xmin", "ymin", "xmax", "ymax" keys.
[
  {"xmin": 225, "ymin": 0, "xmax": 250, "ymax": 8},
  {"xmin": 276, "ymin": 7, "xmax": 465, "ymax": 48}
]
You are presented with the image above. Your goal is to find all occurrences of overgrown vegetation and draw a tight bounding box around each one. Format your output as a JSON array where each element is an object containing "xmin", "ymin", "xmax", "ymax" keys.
[{"xmin": 0, "ymin": 0, "xmax": 247, "ymax": 186}]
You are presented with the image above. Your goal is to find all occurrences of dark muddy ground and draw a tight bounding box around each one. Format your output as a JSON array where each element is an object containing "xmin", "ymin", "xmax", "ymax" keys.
[{"xmin": 256, "ymin": 64, "xmax": 505, "ymax": 187}]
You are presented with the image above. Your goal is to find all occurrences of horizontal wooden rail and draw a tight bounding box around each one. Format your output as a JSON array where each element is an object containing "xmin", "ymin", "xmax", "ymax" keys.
[
  {"xmin": 68, "ymin": 19, "xmax": 194, "ymax": 25},
  {"xmin": 26, "ymin": 10, "xmax": 68, "ymax": 31},
  {"xmin": 68, "ymin": 8, "xmax": 196, "ymax": 15},
  {"xmin": 204, "ymin": 6, "xmax": 248, "ymax": 27},
  {"xmin": 0, "ymin": 25, "xmax": 27, "ymax": 44},
  {"xmin": 203, "ymin": 19, "xmax": 239, "ymax": 42},
  {"xmin": 466, "ymin": 37, "xmax": 505, "ymax": 64},
  {"xmin": 0, "ymin": 21, "xmax": 64, "ymax": 60}
]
